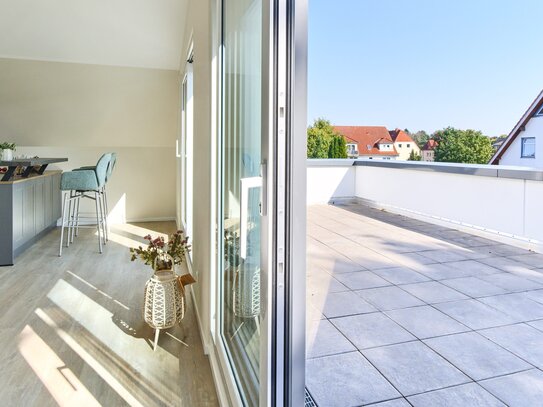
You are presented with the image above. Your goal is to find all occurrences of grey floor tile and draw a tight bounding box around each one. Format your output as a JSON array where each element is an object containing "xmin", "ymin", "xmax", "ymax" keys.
[
  {"xmin": 434, "ymin": 299, "xmax": 516, "ymax": 330},
  {"xmin": 363, "ymin": 341, "xmax": 470, "ymax": 396},
  {"xmin": 527, "ymin": 319, "xmax": 543, "ymax": 333},
  {"xmin": 408, "ymin": 383, "xmax": 505, "ymax": 407},
  {"xmin": 356, "ymin": 286, "xmax": 424, "ymax": 311},
  {"xmin": 400, "ymin": 281, "xmax": 468, "ymax": 303},
  {"xmin": 440, "ymin": 277, "xmax": 507, "ymax": 297},
  {"xmin": 444, "ymin": 260, "xmax": 503, "ymax": 276},
  {"xmin": 307, "ymin": 273, "xmax": 349, "ymax": 294},
  {"xmin": 418, "ymin": 249, "xmax": 469, "ymax": 263},
  {"xmin": 317, "ymin": 290, "xmax": 376, "ymax": 318},
  {"xmin": 332, "ymin": 313, "xmax": 415, "ymax": 349},
  {"xmin": 371, "ymin": 266, "xmax": 430, "ymax": 285},
  {"xmin": 478, "ymin": 293, "xmax": 543, "ymax": 322},
  {"xmin": 525, "ymin": 289, "xmax": 543, "ymax": 304},
  {"xmin": 411, "ymin": 263, "xmax": 476, "ymax": 280},
  {"xmin": 306, "ymin": 352, "xmax": 400, "ymax": 407},
  {"xmin": 386, "ymin": 306, "xmax": 469, "ymax": 339},
  {"xmin": 370, "ymin": 399, "xmax": 411, "ymax": 407},
  {"xmin": 334, "ymin": 271, "xmax": 392, "ymax": 290},
  {"xmin": 507, "ymin": 254, "xmax": 543, "ymax": 268},
  {"xmin": 479, "ymin": 257, "xmax": 536, "ymax": 273},
  {"xmin": 306, "ymin": 319, "xmax": 356, "ymax": 359},
  {"xmin": 392, "ymin": 252, "xmax": 439, "ymax": 266},
  {"xmin": 479, "ymin": 324, "xmax": 543, "ymax": 369},
  {"xmin": 424, "ymin": 332, "xmax": 530, "ymax": 380},
  {"xmin": 478, "ymin": 273, "xmax": 543, "ymax": 292},
  {"xmin": 480, "ymin": 369, "xmax": 543, "ymax": 407}
]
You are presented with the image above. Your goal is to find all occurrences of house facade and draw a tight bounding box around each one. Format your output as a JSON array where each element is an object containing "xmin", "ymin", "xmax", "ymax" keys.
[
  {"xmin": 421, "ymin": 139, "xmax": 438, "ymax": 162},
  {"xmin": 491, "ymin": 90, "xmax": 543, "ymax": 168},
  {"xmin": 334, "ymin": 126, "xmax": 399, "ymax": 160},
  {"xmin": 389, "ymin": 129, "xmax": 421, "ymax": 160}
]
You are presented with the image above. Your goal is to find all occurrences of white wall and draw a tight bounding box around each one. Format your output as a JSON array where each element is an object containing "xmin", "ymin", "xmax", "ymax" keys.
[
  {"xmin": 0, "ymin": 57, "xmax": 178, "ymax": 222},
  {"xmin": 307, "ymin": 160, "xmax": 543, "ymax": 249},
  {"xmin": 500, "ymin": 116, "xmax": 543, "ymax": 168},
  {"xmin": 306, "ymin": 161, "xmax": 355, "ymax": 204}
]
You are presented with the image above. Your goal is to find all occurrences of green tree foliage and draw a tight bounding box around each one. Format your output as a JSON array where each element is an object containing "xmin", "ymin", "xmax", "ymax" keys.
[
  {"xmin": 404, "ymin": 130, "xmax": 430, "ymax": 149},
  {"xmin": 307, "ymin": 118, "xmax": 347, "ymax": 158},
  {"xmin": 433, "ymin": 127, "xmax": 494, "ymax": 164},
  {"xmin": 408, "ymin": 150, "xmax": 421, "ymax": 161}
]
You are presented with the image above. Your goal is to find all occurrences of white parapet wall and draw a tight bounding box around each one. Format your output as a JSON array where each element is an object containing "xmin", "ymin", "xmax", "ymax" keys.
[
  {"xmin": 306, "ymin": 159, "xmax": 356, "ymax": 205},
  {"xmin": 307, "ymin": 159, "xmax": 543, "ymax": 250}
]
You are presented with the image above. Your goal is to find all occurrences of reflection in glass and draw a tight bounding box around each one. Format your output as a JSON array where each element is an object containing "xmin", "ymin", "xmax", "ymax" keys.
[{"xmin": 220, "ymin": 0, "xmax": 262, "ymax": 405}]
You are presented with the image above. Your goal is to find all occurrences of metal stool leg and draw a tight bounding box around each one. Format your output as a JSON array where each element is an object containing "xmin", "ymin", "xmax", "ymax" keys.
[
  {"xmin": 94, "ymin": 191, "xmax": 103, "ymax": 254},
  {"xmin": 103, "ymin": 187, "xmax": 109, "ymax": 241},
  {"xmin": 59, "ymin": 192, "xmax": 69, "ymax": 257},
  {"xmin": 74, "ymin": 194, "xmax": 81, "ymax": 237},
  {"xmin": 66, "ymin": 191, "xmax": 73, "ymax": 247}
]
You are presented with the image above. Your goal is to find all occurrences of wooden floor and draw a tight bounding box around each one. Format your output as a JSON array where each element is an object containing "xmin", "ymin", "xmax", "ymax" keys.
[{"xmin": 0, "ymin": 222, "xmax": 219, "ymax": 407}]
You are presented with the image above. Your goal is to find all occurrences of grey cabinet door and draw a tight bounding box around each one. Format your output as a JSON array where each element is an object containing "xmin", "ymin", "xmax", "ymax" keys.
[
  {"xmin": 12, "ymin": 186, "xmax": 24, "ymax": 247},
  {"xmin": 34, "ymin": 178, "xmax": 45, "ymax": 233},
  {"xmin": 22, "ymin": 182, "xmax": 35, "ymax": 242}
]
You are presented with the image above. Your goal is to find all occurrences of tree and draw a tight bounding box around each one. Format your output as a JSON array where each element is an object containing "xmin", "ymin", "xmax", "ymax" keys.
[
  {"xmin": 433, "ymin": 127, "xmax": 494, "ymax": 164},
  {"xmin": 307, "ymin": 118, "xmax": 347, "ymax": 158},
  {"xmin": 408, "ymin": 150, "xmax": 421, "ymax": 161}
]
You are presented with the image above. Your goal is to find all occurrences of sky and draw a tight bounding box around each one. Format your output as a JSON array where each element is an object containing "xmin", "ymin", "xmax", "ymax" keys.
[{"xmin": 308, "ymin": 0, "xmax": 543, "ymax": 136}]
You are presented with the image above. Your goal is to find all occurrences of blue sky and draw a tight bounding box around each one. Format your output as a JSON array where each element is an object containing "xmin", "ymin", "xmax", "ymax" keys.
[{"xmin": 308, "ymin": 0, "xmax": 543, "ymax": 136}]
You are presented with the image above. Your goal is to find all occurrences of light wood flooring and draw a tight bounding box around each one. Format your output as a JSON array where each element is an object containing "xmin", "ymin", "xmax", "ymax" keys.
[{"xmin": 0, "ymin": 222, "xmax": 219, "ymax": 407}]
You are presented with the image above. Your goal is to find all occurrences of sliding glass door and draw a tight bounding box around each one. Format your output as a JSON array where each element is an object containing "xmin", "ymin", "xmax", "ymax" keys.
[
  {"xmin": 216, "ymin": 0, "xmax": 307, "ymax": 405},
  {"xmin": 219, "ymin": 0, "xmax": 263, "ymax": 405}
]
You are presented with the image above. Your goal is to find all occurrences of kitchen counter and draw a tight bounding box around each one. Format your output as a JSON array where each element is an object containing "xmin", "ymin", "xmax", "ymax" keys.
[
  {"xmin": 0, "ymin": 157, "xmax": 68, "ymax": 181},
  {"xmin": 0, "ymin": 171, "xmax": 62, "ymax": 265}
]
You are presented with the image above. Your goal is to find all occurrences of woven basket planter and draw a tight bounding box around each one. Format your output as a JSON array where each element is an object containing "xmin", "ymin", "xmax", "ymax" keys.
[
  {"xmin": 233, "ymin": 258, "xmax": 260, "ymax": 319},
  {"xmin": 144, "ymin": 269, "xmax": 185, "ymax": 330}
]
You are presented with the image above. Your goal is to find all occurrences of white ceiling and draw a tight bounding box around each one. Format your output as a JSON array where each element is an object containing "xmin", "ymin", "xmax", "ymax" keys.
[{"xmin": 0, "ymin": 0, "xmax": 187, "ymax": 70}]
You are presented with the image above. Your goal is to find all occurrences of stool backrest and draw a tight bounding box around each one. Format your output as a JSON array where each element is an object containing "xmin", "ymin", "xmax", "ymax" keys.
[
  {"xmin": 95, "ymin": 153, "xmax": 112, "ymax": 188},
  {"xmin": 106, "ymin": 152, "xmax": 117, "ymax": 182}
]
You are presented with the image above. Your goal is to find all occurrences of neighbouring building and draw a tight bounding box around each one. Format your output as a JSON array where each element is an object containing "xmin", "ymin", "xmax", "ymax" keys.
[
  {"xmin": 421, "ymin": 139, "xmax": 438, "ymax": 161},
  {"xmin": 334, "ymin": 126, "xmax": 399, "ymax": 160},
  {"xmin": 389, "ymin": 128, "xmax": 421, "ymax": 160},
  {"xmin": 490, "ymin": 90, "xmax": 543, "ymax": 167}
]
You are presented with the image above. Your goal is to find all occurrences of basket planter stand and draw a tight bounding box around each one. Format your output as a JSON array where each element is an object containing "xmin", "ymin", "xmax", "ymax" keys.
[{"xmin": 144, "ymin": 269, "xmax": 186, "ymax": 351}]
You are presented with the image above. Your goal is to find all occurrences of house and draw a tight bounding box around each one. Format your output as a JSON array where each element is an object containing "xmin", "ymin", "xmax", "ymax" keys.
[
  {"xmin": 389, "ymin": 129, "xmax": 421, "ymax": 160},
  {"xmin": 421, "ymin": 139, "xmax": 438, "ymax": 161},
  {"xmin": 490, "ymin": 90, "xmax": 543, "ymax": 167},
  {"xmin": 334, "ymin": 126, "xmax": 399, "ymax": 160}
]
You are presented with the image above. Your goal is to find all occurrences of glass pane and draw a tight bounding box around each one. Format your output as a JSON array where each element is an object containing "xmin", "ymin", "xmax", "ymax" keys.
[{"xmin": 220, "ymin": 0, "xmax": 262, "ymax": 405}]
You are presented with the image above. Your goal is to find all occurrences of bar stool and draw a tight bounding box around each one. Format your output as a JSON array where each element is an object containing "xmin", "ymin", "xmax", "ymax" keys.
[
  {"xmin": 72, "ymin": 153, "xmax": 116, "ymax": 242},
  {"xmin": 59, "ymin": 153, "xmax": 111, "ymax": 256}
]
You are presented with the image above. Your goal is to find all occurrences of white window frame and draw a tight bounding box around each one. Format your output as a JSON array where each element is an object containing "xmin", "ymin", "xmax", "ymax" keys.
[{"xmin": 521, "ymin": 137, "xmax": 536, "ymax": 158}]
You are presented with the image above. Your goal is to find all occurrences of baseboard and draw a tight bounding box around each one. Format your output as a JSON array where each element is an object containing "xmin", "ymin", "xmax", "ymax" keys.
[
  {"xmin": 125, "ymin": 216, "xmax": 177, "ymax": 223},
  {"xmin": 354, "ymin": 197, "xmax": 543, "ymax": 254}
]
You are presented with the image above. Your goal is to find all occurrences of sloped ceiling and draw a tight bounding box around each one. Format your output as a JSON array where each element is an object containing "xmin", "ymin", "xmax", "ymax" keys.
[{"xmin": 0, "ymin": 0, "xmax": 187, "ymax": 70}]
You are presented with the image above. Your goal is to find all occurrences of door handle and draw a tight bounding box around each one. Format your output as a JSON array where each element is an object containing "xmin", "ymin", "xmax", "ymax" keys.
[
  {"xmin": 240, "ymin": 176, "xmax": 262, "ymax": 259},
  {"xmin": 176, "ymin": 140, "xmax": 181, "ymax": 158}
]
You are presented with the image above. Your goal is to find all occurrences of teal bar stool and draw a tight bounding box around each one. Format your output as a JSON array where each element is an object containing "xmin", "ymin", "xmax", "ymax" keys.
[
  {"xmin": 72, "ymin": 153, "xmax": 116, "ymax": 242},
  {"xmin": 59, "ymin": 153, "xmax": 111, "ymax": 255}
]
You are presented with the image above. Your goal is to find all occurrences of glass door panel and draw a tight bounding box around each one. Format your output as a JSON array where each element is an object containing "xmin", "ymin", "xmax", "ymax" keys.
[{"xmin": 220, "ymin": 0, "xmax": 263, "ymax": 405}]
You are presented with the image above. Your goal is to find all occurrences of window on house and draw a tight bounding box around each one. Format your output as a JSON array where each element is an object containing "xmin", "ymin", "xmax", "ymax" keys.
[
  {"xmin": 407, "ymin": 143, "xmax": 410, "ymax": 148},
  {"xmin": 398, "ymin": 143, "xmax": 402, "ymax": 148},
  {"xmin": 521, "ymin": 137, "xmax": 536, "ymax": 158}
]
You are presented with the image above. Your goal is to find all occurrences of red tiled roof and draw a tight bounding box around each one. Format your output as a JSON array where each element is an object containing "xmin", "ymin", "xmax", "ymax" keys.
[
  {"xmin": 389, "ymin": 129, "xmax": 415, "ymax": 143},
  {"xmin": 334, "ymin": 126, "xmax": 399, "ymax": 156},
  {"xmin": 422, "ymin": 139, "xmax": 438, "ymax": 150}
]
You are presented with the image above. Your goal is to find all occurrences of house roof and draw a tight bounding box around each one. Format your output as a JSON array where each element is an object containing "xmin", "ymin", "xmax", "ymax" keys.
[
  {"xmin": 389, "ymin": 129, "xmax": 415, "ymax": 143},
  {"xmin": 422, "ymin": 139, "xmax": 438, "ymax": 151},
  {"xmin": 490, "ymin": 89, "xmax": 543, "ymax": 164},
  {"xmin": 334, "ymin": 126, "xmax": 399, "ymax": 156}
]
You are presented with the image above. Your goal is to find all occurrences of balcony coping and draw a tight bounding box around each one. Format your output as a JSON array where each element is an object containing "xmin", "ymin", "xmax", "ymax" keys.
[{"xmin": 352, "ymin": 160, "xmax": 543, "ymax": 181}]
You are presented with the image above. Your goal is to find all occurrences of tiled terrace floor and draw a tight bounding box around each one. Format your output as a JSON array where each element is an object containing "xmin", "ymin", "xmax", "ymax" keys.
[{"xmin": 306, "ymin": 204, "xmax": 543, "ymax": 407}]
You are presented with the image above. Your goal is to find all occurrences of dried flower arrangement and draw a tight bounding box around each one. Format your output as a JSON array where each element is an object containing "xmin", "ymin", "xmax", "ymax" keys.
[{"xmin": 130, "ymin": 230, "xmax": 190, "ymax": 271}]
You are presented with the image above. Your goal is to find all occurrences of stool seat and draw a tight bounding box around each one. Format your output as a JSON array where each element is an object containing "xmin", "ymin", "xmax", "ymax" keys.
[{"xmin": 60, "ymin": 170, "xmax": 99, "ymax": 191}]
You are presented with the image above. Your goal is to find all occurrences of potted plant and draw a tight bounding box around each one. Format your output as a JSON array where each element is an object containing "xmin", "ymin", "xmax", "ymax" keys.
[
  {"xmin": 129, "ymin": 230, "xmax": 193, "ymax": 350},
  {"xmin": 0, "ymin": 142, "xmax": 16, "ymax": 161}
]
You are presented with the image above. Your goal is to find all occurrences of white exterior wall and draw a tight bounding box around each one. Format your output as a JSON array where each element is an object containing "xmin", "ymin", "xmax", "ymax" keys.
[
  {"xmin": 307, "ymin": 160, "xmax": 543, "ymax": 250},
  {"xmin": 306, "ymin": 160, "xmax": 356, "ymax": 204},
  {"xmin": 499, "ymin": 115, "xmax": 543, "ymax": 168}
]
